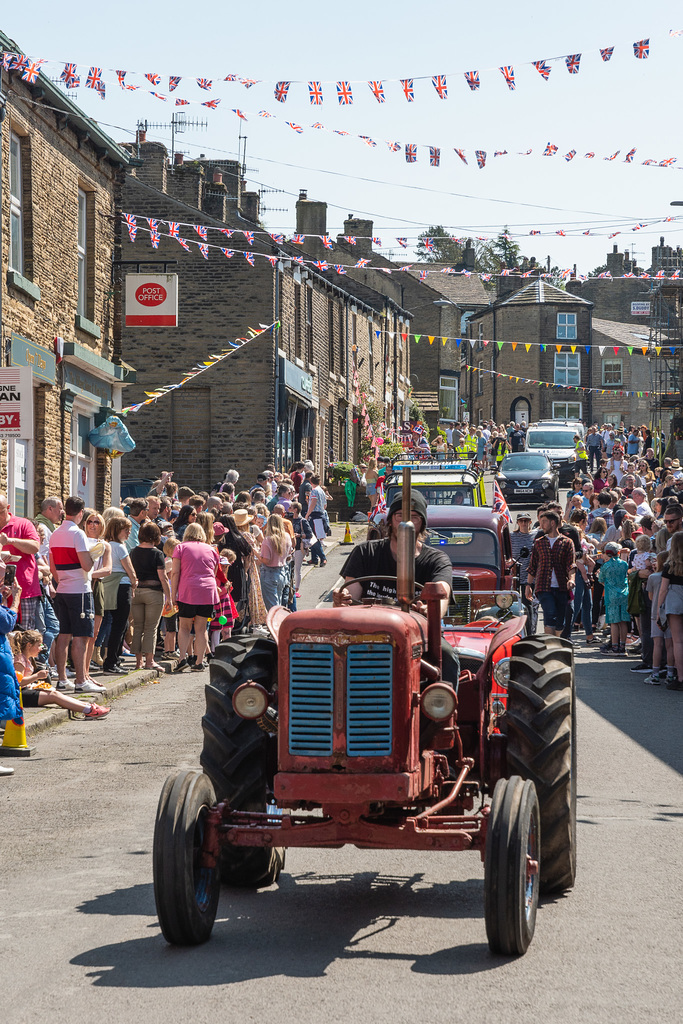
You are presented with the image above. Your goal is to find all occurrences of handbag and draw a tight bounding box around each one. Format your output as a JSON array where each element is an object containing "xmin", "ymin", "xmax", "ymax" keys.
[
  {"xmin": 627, "ymin": 571, "xmax": 646, "ymax": 617},
  {"xmin": 102, "ymin": 571, "xmax": 126, "ymax": 611}
]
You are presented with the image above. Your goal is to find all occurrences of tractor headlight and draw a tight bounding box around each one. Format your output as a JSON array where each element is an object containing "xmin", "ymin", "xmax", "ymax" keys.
[
  {"xmin": 421, "ymin": 683, "xmax": 457, "ymax": 721},
  {"xmin": 232, "ymin": 681, "xmax": 269, "ymax": 720},
  {"xmin": 495, "ymin": 593, "xmax": 514, "ymax": 610},
  {"xmin": 492, "ymin": 657, "xmax": 511, "ymax": 689}
]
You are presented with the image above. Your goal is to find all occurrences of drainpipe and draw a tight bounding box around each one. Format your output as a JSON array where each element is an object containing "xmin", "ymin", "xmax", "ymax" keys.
[
  {"xmin": 0, "ymin": 82, "xmax": 6, "ymax": 381},
  {"xmin": 344, "ymin": 296, "xmax": 349, "ymax": 459},
  {"xmin": 274, "ymin": 260, "xmax": 281, "ymax": 466}
]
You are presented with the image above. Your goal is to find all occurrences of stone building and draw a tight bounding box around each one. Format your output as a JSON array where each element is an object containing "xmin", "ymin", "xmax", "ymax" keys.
[
  {"xmin": 0, "ymin": 30, "xmax": 136, "ymax": 513},
  {"xmin": 117, "ymin": 144, "xmax": 410, "ymax": 488}
]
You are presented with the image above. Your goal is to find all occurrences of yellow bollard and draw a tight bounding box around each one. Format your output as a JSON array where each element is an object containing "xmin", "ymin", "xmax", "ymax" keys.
[{"xmin": 341, "ymin": 522, "xmax": 353, "ymax": 545}]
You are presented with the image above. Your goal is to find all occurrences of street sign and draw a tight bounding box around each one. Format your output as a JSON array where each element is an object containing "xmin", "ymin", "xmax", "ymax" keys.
[
  {"xmin": 0, "ymin": 367, "xmax": 33, "ymax": 439},
  {"xmin": 125, "ymin": 273, "xmax": 178, "ymax": 327},
  {"xmin": 631, "ymin": 301, "xmax": 651, "ymax": 316}
]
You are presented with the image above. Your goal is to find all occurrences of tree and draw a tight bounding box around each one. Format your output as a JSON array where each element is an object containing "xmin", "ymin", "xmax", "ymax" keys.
[
  {"xmin": 415, "ymin": 226, "xmax": 464, "ymax": 265},
  {"xmin": 477, "ymin": 226, "xmax": 522, "ymax": 272},
  {"xmin": 590, "ymin": 263, "xmax": 608, "ymax": 278}
]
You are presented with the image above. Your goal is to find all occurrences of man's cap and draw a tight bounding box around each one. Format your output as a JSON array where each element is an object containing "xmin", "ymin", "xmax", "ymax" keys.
[
  {"xmin": 388, "ymin": 491, "xmax": 429, "ymax": 525},
  {"xmin": 516, "ymin": 511, "xmax": 532, "ymax": 521}
]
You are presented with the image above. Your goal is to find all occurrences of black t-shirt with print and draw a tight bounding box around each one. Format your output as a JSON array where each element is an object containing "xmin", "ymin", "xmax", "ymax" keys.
[{"xmin": 341, "ymin": 539, "xmax": 453, "ymax": 602}]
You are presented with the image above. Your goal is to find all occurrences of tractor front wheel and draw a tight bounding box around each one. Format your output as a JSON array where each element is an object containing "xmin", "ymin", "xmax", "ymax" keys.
[
  {"xmin": 153, "ymin": 769, "xmax": 220, "ymax": 945},
  {"xmin": 505, "ymin": 635, "xmax": 576, "ymax": 893},
  {"xmin": 484, "ymin": 775, "xmax": 540, "ymax": 955}
]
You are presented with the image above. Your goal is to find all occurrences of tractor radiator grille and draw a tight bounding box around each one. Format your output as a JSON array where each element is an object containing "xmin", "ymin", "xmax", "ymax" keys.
[
  {"xmin": 346, "ymin": 644, "xmax": 393, "ymax": 756},
  {"xmin": 288, "ymin": 644, "xmax": 334, "ymax": 756}
]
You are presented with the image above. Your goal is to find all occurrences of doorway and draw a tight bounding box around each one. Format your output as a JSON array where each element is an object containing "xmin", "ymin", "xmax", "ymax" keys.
[{"xmin": 511, "ymin": 397, "xmax": 531, "ymax": 426}]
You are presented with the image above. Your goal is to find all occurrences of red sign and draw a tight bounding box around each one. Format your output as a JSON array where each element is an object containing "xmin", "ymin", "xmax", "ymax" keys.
[
  {"xmin": 125, "ymin": 274, "xmax": 178, "ymax": 327},
  {"xmin": 135, "ymin": 283, "xmax": 168, "ymax": 306}
]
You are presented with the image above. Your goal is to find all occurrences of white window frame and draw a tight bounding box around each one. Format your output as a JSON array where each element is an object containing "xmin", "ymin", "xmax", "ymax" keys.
[
  {"xmin": 77, "ymin": 189, "xmax": 87, "ymax": 316},
  {"xmin": 439, "ymin": 374, "xmax": 458, "ymax": 419},
  {"xmin": 9, "ymin": 133, "xmax": 23, "ymax": 274},
  {"xmin": 552, "ymin": 400, "xmax": 582, "ymax": 420},
  {"xmin": 476, "ymin": 361, "xmax": 484, "ymax": 395},
  {"xmin": 554, "ymin": 351, "xmax": 580, "ymax": 386},
  {"xmin": 70, "ymin": 403, "xmax": 95, "ymax": 506},
  {"xmin": 602, "ymin": 358, "xmax": 623, "ymax": 386},
  {"xmin": 477, "ymin": 408, "xmax": 484, "ymax": 425},
  {"xmin": 556, "ymin": 312, "xmax": 577, "ymax": 340},
  {"xmin": 368, "ymin": 321, "xmax": 374, "ymax": 382}
]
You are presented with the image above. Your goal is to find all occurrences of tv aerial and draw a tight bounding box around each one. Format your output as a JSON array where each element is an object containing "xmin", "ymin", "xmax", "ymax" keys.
[{"xmin": 139, "ymin": 114, "xmax": 208, "ymax": 162}]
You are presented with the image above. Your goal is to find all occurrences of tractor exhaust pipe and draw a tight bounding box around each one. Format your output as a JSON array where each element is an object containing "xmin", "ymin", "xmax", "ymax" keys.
[{"xmin": 397, "ymin": 467, "xmax": 415, "ymax": 612}]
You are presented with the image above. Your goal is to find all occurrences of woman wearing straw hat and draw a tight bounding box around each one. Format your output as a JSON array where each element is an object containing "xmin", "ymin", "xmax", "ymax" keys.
[{"xmin": 233, "ymin": 508, "xmax": 267, "ymax": 627}]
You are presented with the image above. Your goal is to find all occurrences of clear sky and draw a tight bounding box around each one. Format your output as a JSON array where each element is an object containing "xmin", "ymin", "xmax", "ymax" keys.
[{"xmin": 4, "ymin": 2, "xmax": 683, "ymax": 274}]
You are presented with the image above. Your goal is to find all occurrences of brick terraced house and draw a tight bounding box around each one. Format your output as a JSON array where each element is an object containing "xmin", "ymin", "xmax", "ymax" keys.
[{"xmin": 0, "ymin": 30, "xmax": 137, "ymax": 512}]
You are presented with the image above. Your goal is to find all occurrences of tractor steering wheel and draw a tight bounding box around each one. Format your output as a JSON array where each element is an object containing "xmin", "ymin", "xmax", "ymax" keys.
[{"xmin": 333, "ymin": 576, "xmax": 424, "ymax": 607}]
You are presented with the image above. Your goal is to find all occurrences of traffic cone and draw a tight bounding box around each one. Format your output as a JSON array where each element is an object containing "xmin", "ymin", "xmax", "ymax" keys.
[
  {"xmin": 341, "ymin": 522, "xmax": 353, "ymax": 545},
  {"xmin": 1, "ymin": 691, "xmax": 35, "ymax": 757}
]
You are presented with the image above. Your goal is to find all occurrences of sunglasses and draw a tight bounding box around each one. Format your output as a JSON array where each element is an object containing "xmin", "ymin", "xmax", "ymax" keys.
[{"xmin": 664, "ymin": 517, "xmax": 681, "ymax": 524}]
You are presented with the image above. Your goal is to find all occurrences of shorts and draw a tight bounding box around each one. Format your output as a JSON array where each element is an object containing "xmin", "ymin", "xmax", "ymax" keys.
[
  {"xmin": 163, "ymin": 612, "xmax": 179, "ymax": 632},
  {"xmin": 651, "ymin": 618, "xmax": 672, "ymax": 640},
  {"xmin": 664, "ymin": 583, "xmax": 683, "ymax": 617},
  {"xmin": 537, "ymin": 589, "xmax": 569, "ymax": 630},
  {"xmin": 54, "ymin": 592, "xmax": 95, "ymax": 638},
  {"xmin": 92, "ymin": 578, "xmax": 105, "ymax": 618},
  {"xmin": 20, "ymin": 687, "xmax": 43, "ymax": 708},
  {"xmin": 365, "ymin": 482, "xmax": 377, "ymax": 496},
  {"xmin": 177, "ymin": 601, "xmax": 214, "ymax": 620}
]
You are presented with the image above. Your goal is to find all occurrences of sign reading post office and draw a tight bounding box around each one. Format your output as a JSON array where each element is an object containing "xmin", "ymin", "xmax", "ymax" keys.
[
  {"xmin": 125, "ymin": 274, "xmax": 178, "ymax": 327},
  {"xmin": 0, "ymin": 367, "xmax": 34, "ymax": 439}
]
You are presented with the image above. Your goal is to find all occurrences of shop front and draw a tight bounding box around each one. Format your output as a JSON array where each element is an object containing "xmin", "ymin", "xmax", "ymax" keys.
[
  {"xmin": 277, "ymin": 356, "xmax": 313, "ymax": 469},
  {"xmin": 9, "ymin": 334, "xmax": 55, "ymax": 516}
]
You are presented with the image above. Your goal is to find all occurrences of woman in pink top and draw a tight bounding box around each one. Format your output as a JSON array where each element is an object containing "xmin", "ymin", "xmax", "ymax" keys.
[{"xmin": 170, "ymin": 523, "xmax": 219, "ymax": 673}]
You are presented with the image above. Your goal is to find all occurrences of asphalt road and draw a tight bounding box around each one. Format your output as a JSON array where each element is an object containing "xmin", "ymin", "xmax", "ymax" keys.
[{"xmin": 1, "ymin": 516, "xmax": 682, "ymax": 1023}]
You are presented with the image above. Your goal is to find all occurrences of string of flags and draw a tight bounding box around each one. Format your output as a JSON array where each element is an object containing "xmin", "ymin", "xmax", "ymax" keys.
[
  {"xmin": 123, "ymin": 215, "xmax": 683, "ymax": 289},
  {"xmin": 2, "ymin": 32, "xmax": 676, "ymax": 106},
  {"xmin": 120, "ymin": 322, "xmax": 277, "ymax": 414},
  {"xmin": 461, "ymin": 362, "xmax": 674, "ymax": 398}
]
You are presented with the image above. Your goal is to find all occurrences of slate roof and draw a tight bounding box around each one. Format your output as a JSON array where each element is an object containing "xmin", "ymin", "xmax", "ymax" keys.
[
  {"xmin": 592, "ymin": 318, "xmax": 651, "ymax": 346},
  {"xmin": 406, "ymin": 269, "xmax": 491, "ymax": 306},
  {"xmin": 496, "ymin": 279, "xmax": 593, "ymax": 308}
]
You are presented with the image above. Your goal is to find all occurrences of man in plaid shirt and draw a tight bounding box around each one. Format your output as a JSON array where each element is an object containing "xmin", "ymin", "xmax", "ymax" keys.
[{"xmin": 525, "ymin": 509, "xmax": 575, "ymax": 636}]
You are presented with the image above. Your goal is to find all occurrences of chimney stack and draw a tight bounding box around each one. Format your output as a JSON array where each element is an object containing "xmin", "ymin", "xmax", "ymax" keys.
[
  {"xmin": 213, "ymin": 169, "xmax": 223, "ymax": 184},
  {"xmin": 174, "ymin": 152, "xmax": 184, "ymax": 166}
]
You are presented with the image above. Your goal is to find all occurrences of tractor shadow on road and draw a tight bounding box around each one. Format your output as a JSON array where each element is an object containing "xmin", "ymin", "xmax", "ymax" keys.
[{"xmin": 71, "ymin": 871, "xmax": 512, "ymax": 985}]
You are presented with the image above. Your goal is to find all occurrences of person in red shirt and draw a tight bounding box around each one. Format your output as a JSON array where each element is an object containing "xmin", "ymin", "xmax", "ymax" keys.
[{"xmin": 0, "ymin": 495, "xmax": 41, "ymax": 629}]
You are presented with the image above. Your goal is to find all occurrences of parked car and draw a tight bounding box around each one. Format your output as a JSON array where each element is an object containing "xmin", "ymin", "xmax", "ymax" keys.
[
  {"xmin": 120, "ymin": 478, "xmax": 156, "ymax": 500},
  {"xmin": 496, "ymin": 452, "xmax": 559, "ymax": 504},
  {"xmin": 524, "ymin": 421, "xmax": 582, "ymax": 484}
]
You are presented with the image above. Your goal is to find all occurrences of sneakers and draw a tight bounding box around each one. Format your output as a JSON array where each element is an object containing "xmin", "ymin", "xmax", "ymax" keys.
[
  {"xmin": 82, "ymin": 703, "xmax": 111, "ymax": 720},
  {"xmin": 49, "ymin": 666, "xmax": 58, "ymax": 679},
  {"xmin": 173, "ymin": 658, "xmax": 190, "ymax": 673},
  {"xmin": 75, "ymin": 679, "xmax": 107, "ymax": 694},
  {"xmin": 191, "ymin": 661, "xmax": 207, "ymax": 672},
  {"xmin": 599, "ymin": 642, "xmax": 615, "ymax": 654},
  {"xmin": 65, "ymin": 667, "xmax": 76, "ymax": 678},
  {"xmin": 629, "ymin": 662, "xmax": 652, "ymax": 673},
  {"xmin": 644, "ymin": 672, "xmax": 663, "ymax": 685},
  {"xmin": 56, "ymin": 679, "xmax": 75, "ymax": 692},
  {"xmin": 665, "ymin": 674, "xmax": 683, "ymax": 691},
  {"xmin": 0, "ymin": 763, "xmax": 14, "ymax": 776}
]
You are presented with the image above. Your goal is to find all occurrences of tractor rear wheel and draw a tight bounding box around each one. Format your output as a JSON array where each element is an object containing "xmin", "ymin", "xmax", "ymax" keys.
[
  {"xmin": 505, "ymin": 635, "xmax": 576, "ymax": 893},
  {"xmin": 484, "ymin": 775, "xmax": 540, "ymax": 955},
  {"xmin": 153, "ymin": 769, "xmax": 220, "ymax": 945},
  {"xmin": 200, "ymin": 635, "xmax": 284, "ymax": 888}
]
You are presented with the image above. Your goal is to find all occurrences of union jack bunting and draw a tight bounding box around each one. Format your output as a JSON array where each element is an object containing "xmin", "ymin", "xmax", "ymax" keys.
[
  {"xmin": 396, "ymin": 238, "xmax": 408, "ymax": 248},
  {"xmin": 475, "ymin": 150, "xmax": 486, "ymax": 169},
  {"xmin": 481, "ymin": 273, "xmax": 492, "ymax": 282},
  {"xmin": 584, "ymin": 151, "xmax": 595, "ymax": 158},
  {"xmin": 641, "ymin": 159, "xmax": 656, "ymax": 165},
  {"xmin": 150, "ymin": 93, "xmax": 167, "ymax": 101},
  {"xmin": 660, "ymin": 157, "xmax": 677, "ymax": 166},
  {"xmin": 203, "ymin": 99, "xmax": 221, "ymax": 109},
  {"xmin": 150, "ymin": 230, "xmax": 160, "ymax": 249},
  {"xmin": 124, "ymin": 214, "xmax": 137, "ymax": 229},
  {"xmin": 429, "ymin": 147, "xmax": 441, "ymax": 166},
  {"xmin": 266, "ymin": 256, "xmax": 278, "ymax": 267},
  {"xmin": 244, "ymin": 252, "xmax": 255, "ymax": 266},
  {"xmin": 600, "ymin": 47, "xmax": 614, "ymax": 61},
  {"xmin": 196, "ymin": 78, "xmax": 212, "ymax": 90},
  {"xmin": 240, "ymin": 78, "xmax": 258, "ymax": 88},
  {"xmin": 533, "ymin": 60, "xmax": 551, "ymax": 80},
  {"xmin": 543, "ymin": 142, "xmax": 558, "ymax": 156},
  {"xmin": 274, "ymin": 81, "xmax": 290, "ymax": 102},
  {"xmin": 169, "ymin": 76, "xmax": 181, "ymax": 92},
  {"xmin": 494, "ymin": 150, "xmax": 508, "ymax": 157},
  {"xmin": 311, "ymin": 123, "xmax": 325, "ymax": 129},
  {"xmin": 334, "ymin": 265, "xmax": 347, "ymax": 275},
  {"xmin": 608, "ymin": 232, "xmax": 620, "ymax": 238},
  {"xmin": 336, "ymin": 81, "xmax": 353, "ymax": 104},
  {"xmin": 321, "ymin": 235, "xmax": 333, "ymax": 249},
  {"xmin": 464, "ymin": 71, "xmax": 480, "ymax": 91},
  {"xmin": 198, "ymin": 244, "xmax": 209, "ymax": 260},
  {"xmin": 499, "ymin": 66, "xmax": 515, "ymax": 90},
  {"xmin": 177, "ymin": 237, "xmax": 191, "ymax": 251},
  {"xmin": 145, "ymin": 73, "xmax": 161, "ymax": 86},
  {"xmin": 582, "ymin": 230, "xmax": 591, "ymax": 235},
  {"xmin": 231, "ymin": 108, "xmax": 246, "ymax": 119},
  {"xmin": 167, "ymin": 222, "xmax": 179, "ymax": 237},
  {"xmin": 355, "ymin": 258, "xmax": 371, "ymax": 268},
  {"xmin": 223, "ymin": 74, "xmax": 237, "ymax": 82},
  {"xmin": 372, "ymin": 237, "xmax": 382, "ymax": 246},
  {"xmin": 10, "ymin": 55, "xmax": 28, "ymax": 71},
  {"xmin": 400, "ymin": 78, "xmax": 414, "ymax": 101},
  {"xmin": 625, "ymin": 148, "xmax": 637, "ymax": 162},
  {"xmin": 368, "ymin": 81, "xmax": 385, "ymax": 103},
  {"xmin": 424, "ymin": 238, "xmax": 435, "ymax": 251},
  {"xmin": 633, "ymin": 39, "xmax": 649, "ymax": 59},
  {"xmin": 285, "ymin": 122, "xmax": 304, "ymax": 133},
  {"xmin": 194, "ymin": 225, "xmax": 208, "ymax": 240},
  {"xmin": 116, "ymin": 70, "xmax": 127, "ymax": 87},
  {"xmin": 405, "ymin": 144, "xmax": 417, "ymax": 163},
  {"xmin": 632, "ymin": 223, "xmax": 646, "ymax": 231},
  {"xmin": 220, "ymin": 228, "xmax": 234, "ymax": 238},
  {"xmin": 308, "ymin": 81, "xmax": 323, "ymax": 105},
  {"xmin": 2, "ymin": 53, "xmax": 16, "ymax": 71},
  {"xmin": 432, "ymin": 74, "xmax": 448, "ymax": 99},
  {"xmin": 291, "ymin": 235, "xmax": 305, "ymax": 244},
  {"xmin": 419, "ymin": 270, "xmax": 428, "ymax": 281},
  {"xmin": 86, "ymin": 67, "xmax": 105, "ymax": 96},
  {"xmin": 333, "ymin": 130, "xmax": 350, "ymax": 136},
  {"xmin": 259, "ymin": 110, "xmax": 273, "ymax": 117},
  {"xmin": 314, "ymin": 260, "xmax": 329, "ymax": 271},
  {"xmin": 564, "ymin": 150, "xmax": 576, "ymax": 161},
  {"xmin": 565, "ymin": 53, "xmax": 581, "ymax": 74},
  {"xmin": 21, "ymin": 60, "xmax": 44, "ymax": 84},
  {"xmin": 604, "ymin": 151, "xmax": 619, "ymax": 160},
  {"xmin": 147, "ymin": 218, "xmax": 159, "ymax": 231},
  {"xmin": 243, "ymin": 231, "xmax": 254, "ymax": 246},
  {"xmin": 654, "ymin": 270, "xmax": 666, "ymax": 279},
  {"xmin": 454, "ymin": 148, "xmax": 468, "ymax": 165},
  {"xmin": 220, "ymin": 248, "xmax": 234, "ymax": 259},
  {"xmin": 387, "ymin": 141, "xmax": 401, "ymax": 152},
  {"xmin": 342, "ymin": 236, "xmax": 356, "ymax": 245},
  {"xmin": 269, "ymin": 232, "xmax": 285, "ymax": 243},
  {"xmin": 175, "ymin": 98, "xmax": 190, "ymax": 106},
  {"xmin": 670, "ymin": 29, "xmax": 683, "ymax": 37},
  {"xmin": 530, "ymin": 230, "xmax": 541, "ymax": 235},
  {"xmin": 127, "ymin": 224, "xmax": 137, "ymax": 242},
  {"xmin": 493, "ymin": 480, "xmax": 510, "ymax": 522},
  {"xmin": 556, "ymin": 230, "xmax": 566, "ymax": 236}
]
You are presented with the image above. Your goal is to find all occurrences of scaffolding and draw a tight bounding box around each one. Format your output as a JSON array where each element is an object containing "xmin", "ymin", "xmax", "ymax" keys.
[{"xmin": 648, "ymin": 280, "xmax": 683, "ymax": 446}]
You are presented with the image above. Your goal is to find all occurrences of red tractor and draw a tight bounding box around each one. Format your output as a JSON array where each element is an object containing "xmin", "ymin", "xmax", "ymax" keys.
[{"xmin": 153, "ymin": 477, "xmax": 576, "ymax": 956}]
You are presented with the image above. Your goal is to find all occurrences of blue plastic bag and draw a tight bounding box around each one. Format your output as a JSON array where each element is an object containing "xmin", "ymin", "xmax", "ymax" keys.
[{"xmin": 88, "ymin": 416, "xmax": 136, "ymax": 454}]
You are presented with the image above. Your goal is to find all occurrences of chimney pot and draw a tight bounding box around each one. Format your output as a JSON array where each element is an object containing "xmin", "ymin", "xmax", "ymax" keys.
[
  {"xmin": 299, "ymin": 189, "xmax": 308, "ymax": 201},
  {"xmin": 213, "ymin": 169, "xmax": 223, "ymax": 184},
  {"xmin": 136, "ymin": 128, "xmax": 146, "ymax": 144},
  {"xmin": 174, "ymin": 152, "xmax": 184, "ymax": 165}
]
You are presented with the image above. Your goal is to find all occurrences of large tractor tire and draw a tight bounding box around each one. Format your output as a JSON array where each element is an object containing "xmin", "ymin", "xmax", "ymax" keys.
[
  {"xmin": 505, "ymin": 635, "xmax": 576, "ymax": 893},
  {"xmin": 200, "ymin": 635, "xmax": 285, "ymax": 888}
]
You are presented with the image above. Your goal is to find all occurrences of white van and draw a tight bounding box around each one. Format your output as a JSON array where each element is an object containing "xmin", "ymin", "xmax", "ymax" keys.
[{"xmin": 524, "ymin": 421, "xmax": 583, "ymax": 484}]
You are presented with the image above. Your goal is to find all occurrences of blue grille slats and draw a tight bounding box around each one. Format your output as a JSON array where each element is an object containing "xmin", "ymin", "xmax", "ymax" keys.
[
  {"xmin": 346, "ymin": 644, "xmax": 393, "ymax": 756},
  {"xmin": 289, "ymin": 644, "xmax": 334, "ymax": 755}
]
